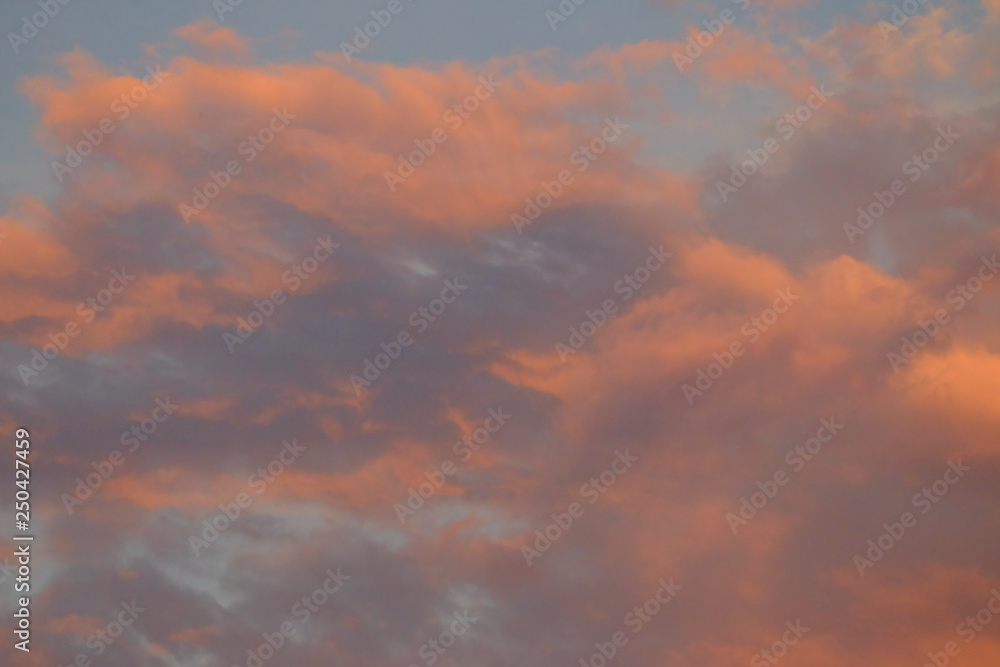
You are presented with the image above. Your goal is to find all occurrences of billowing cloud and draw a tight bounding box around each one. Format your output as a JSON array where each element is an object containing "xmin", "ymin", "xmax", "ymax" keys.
[{"xmin": 1, "ymin": 2, "xmax": 999, "ymax": 666}]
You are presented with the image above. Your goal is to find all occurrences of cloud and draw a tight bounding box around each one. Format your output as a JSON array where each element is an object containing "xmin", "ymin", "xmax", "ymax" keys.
[{"xmin": 2, "ymin": 8, "xmax": 999, "ymax": 667}]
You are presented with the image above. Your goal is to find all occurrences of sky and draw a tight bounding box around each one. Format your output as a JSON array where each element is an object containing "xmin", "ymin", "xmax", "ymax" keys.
[{"xmin": 1, "ymin": 0, "xmax": 1000, "ymax": 666}]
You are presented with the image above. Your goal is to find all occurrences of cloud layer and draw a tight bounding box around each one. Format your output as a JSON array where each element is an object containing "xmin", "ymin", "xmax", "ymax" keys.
[{"xmin": 2, "ymin": 2, "xmax": 1000, "ymax": 666}]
